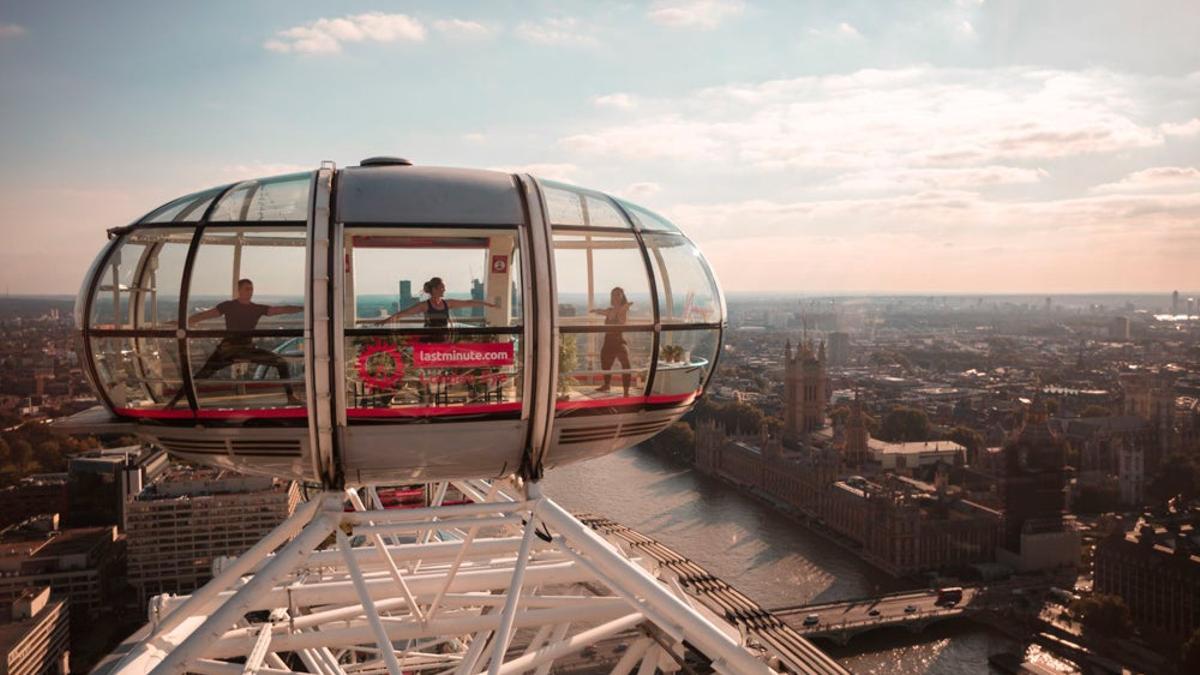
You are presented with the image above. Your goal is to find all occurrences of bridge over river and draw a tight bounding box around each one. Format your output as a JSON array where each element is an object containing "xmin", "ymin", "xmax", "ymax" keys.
[{"xmin": 773, "ymin": 588, "xmax": 981, "ymax": 645}]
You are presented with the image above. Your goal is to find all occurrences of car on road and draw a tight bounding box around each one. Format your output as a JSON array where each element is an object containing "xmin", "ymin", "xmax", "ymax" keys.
[
  {"xmin": 868, "ymin": 608, "xmax": 881, "ymax": 617},
  {"xmin": 802, "ymin": 614, "xmax": 820, "ymax": 626},
  {"xmin": 904, "ymin": 604, "xmax": 918, "ymax": 613}
]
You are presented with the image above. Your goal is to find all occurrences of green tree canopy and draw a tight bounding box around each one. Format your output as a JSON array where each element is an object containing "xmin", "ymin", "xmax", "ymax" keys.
[
  {"xmin": 1081, "ymin": 405, "xmax": 1111, "ymax": 418},
  {"xmin": 1069, "ymin": 594, "xmax": 1133, "ymax": 637},
  {"xmin": 878, "ymin": 406, "xmax": 931, "ymax": 443}
]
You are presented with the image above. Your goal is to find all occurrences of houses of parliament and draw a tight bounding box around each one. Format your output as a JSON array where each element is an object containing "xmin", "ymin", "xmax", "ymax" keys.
[{"xmin": 694, "ymin": 339, "xmax": 1077, "ymax": 577}]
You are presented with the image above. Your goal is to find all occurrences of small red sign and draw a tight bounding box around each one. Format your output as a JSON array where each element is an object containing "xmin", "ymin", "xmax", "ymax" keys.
[
  {"xmin": 491, "ymin": 255, "xmax": 508, "ymax": 274},
  {"xmin": 413, "ymin": 342, "xmax": 514, "ymax": 368}
]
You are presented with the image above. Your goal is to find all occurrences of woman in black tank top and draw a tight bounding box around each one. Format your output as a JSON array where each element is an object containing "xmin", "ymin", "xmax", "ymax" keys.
[{"xmin": 378, "ymin": 276, "xmax": 496, "ymax": 342}]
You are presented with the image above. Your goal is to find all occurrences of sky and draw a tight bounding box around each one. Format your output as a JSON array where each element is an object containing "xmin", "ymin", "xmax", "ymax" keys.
[{"xmin": 0, "ymin": 0, "xmax": 1198, "ymax": 296}]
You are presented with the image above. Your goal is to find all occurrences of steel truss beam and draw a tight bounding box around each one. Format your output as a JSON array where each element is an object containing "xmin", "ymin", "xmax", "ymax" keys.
[{"xmin": 109, "ymin": 479, "xmax": 782, "ymax": 675}]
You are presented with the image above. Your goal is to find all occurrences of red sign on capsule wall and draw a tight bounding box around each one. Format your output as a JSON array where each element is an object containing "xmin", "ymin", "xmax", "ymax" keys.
[
  {"xmin": 491, "ymin": 255, "xmax": 508, "ymax": 274},
  {"xmin": 413, "ymin": 342, "xmax": 514, "ymax": 368}
]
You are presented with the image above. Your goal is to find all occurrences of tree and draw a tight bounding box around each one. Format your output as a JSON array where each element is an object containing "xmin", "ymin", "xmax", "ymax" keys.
[
  {"xmin": 1069, "ymin": 594, "xmax": 1133, "ymax": 637},
  {"xmin": 1147, "ymin": 453, "xmax": 1200, "ymax": 504},
  {"xmin": 1044, "ymin": 399, "xmax": 1060, "ymax": 415},
  {"xmin": 34, "ymin": 440, "xmax": 64, "ymax": 472},
  {"xmin": 947, "ymin": 426, "xmax": 983, "ymax": 454},
  {"xmin": 0, "ymin": 438, "xmax": 10, "ymax": 467},
  {"xmin": 1081, "ymin": 405, "xmax": 1110, "ymax": 418},
  {"xmin": 878, "ymin": 406, "xmax": 931, "ymax": 443},
  {"xmin": 644, "ymin": 422, "xmax": 696, "ymax": 463},
  {"xmin": 10, "ymin": 439, "xmax": 33, "ymax": 472}
]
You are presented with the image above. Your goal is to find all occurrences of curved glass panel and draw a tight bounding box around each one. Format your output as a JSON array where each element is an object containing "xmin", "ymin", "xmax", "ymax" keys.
[
  {"xmin": 555, "ymin": 331, "xmax": 652, "ymax": 407},
  {"xmin": 543, "ymin": 184, "xmax": 631, "ymax": 229},
  {"xmin": 617, "ymin": 200, "xmax": 680, "ymax": 233},
  {"xmin": 654, "ymin": 328, "xmax": 719, "ymax": 397},
  {"xmin": 345, "ymin": 334, "xmax": 522, "ymax": 418},
  {"xmin": 76, "ymin": 239, "xmax": 116, "ymax": 330},
  {"xmin": 184, "ymin": 227, "xmax": 307, "ymax": 410},
  {"xmin": 208, "ymin": 172, "xmax": 312, "ymax": 222},
  {"xmin": 645, "ymin": 233, "xmax": 723, "ymax": 324},
  {"xmin": 344, "ymin": 229, "xmax": 522, "ymax": 329},
  {"xmin": 553, "ymin": 231, "xmax": 653, "ymax": 325},
  {"xmin": 88, "ymin": 228, "xmax": 196, "ymax": 329},
  {"xmin": 140, "ymin": 186, "xmax": 226, "ymax": 224},
  {"xmin": 92, "ymin": 337, "xmax": 185, "ymax": 413}
]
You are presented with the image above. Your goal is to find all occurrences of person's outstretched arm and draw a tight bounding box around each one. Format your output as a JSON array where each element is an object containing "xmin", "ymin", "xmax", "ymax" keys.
[
  {"xmin": 446, "ymin": 299, "xmax": 498, "ymax": 309},
  {"xmin": 266, "ymin": 305, "xmax": 304, "ymax": 316},
  {"xmin": 186, "ymin": 308, "xmax": 222, "ymax": 327},
  {"xmin": 374, "ymin": 302, "xmax": 427, "ymax": 324}
]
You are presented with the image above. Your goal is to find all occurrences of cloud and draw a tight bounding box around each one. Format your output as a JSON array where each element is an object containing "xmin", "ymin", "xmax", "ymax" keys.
[
  {"xmin": 559, "ymin": 67, "xmax": 1181, "ymax": 171},
  {"xmin": 264, "ymin": 13, "xmax": 425, "ymax": 54},
  {"xmin": 593, "ymin": 93, "xmax": 637, "ymax": 109},
  {"xmin": 514, "ymin": 18, "xmax": 598, "ymax": 47},
  {"xmin": 461, "ymin": 132, "xmax": 487, "ymax": 143},
  {"xmin": 808, "ymin": 22, "xmax": 862, "ymax": 40},
  {"xmin": 1161, "ymin": 118, "xmax": 1200, "ymax": 136},
  {"xmin": 432, "ymin": 19, "xmax": 495, "ymax": 40},
  {"xmin": 489, "ymin": 163, "xmax": 579, "ymax": 182},
  {"xmin": 1092, "ymin": 166, "xmax": 1200, "ymax": 193},
  {"xmin": 828, "ymin": 166, "xmax": 1047, "ymax": 191},
  {"xmin": 954, "ymin": 20, "xmax": 977, "ymax": 39},
  {"xmin": 0, "ymin": 23, "xmax": 25, "ymax": 39},
  {"xmin": 647, "ymin": 0, "xmax": 745, "ymax": 30},
  {"xmin": 669, "ymin": 189, "xmax": 1200, "ymax": 293},
  {"xmin": 622, "ymin": 182, "xmax": 662, "ymax": 199}
]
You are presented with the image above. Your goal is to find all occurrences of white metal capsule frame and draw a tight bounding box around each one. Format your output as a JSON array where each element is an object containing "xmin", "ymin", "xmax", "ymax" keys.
[{"xmin": 68, "ymin": 160, "xmax": 726, "ymax": 487}]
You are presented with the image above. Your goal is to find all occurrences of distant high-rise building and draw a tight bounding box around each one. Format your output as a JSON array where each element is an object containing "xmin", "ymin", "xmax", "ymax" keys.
[
  {"xmin": 1045, "ymin": 297, "xmax": 1052, "ymax": 313},
  {"xmin": 470, "ymin": 278, "xmax": 485, "ymax": 318},
  {"xmin": 827, "ymin": 331, "xmax": 850, "ymax": 366},
  {"xmin": 1189, "ymin": 297, "xmax": 1196, "ymax": 317},
  {"xmin": 1108, "ymin": 316, "xmax": 1130, "ymax": 341},
  {"xmin": 1172, "ymin": 290, "xmax": 1180, "ymax": 315},
  {"xmin": 399, "ymin": 280, "xmax": 414, "ymax": 310},
  {"xmin": 784, "ymin": 339, "xmax": 826, "ymax": 437}
]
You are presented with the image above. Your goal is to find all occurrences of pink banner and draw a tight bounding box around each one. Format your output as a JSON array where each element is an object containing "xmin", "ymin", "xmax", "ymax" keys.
[{"xmin": 413, "ymin": 342, "xmax": 515, "ymax": 368}]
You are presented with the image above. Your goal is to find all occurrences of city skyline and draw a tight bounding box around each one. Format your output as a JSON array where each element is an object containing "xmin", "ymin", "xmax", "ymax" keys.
[{"xmin": 1, "ymin": 1, "xmax": 1198, "ymax": 295}]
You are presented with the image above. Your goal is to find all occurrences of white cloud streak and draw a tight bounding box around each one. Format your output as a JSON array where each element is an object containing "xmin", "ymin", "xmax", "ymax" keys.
[
  {"xmin": 432, "ymin": 19, "xmax": 495, "ymax": 40},
  {"xmin": 560, "ymin": 67, "xmax": 1180, "ymax": 172},
  {"xmin": 647, "ymin": 0, "xmax": 745, "ymax": 30},
  {"xmin": 514, "ymin": 18, "xmax": 598, "ymax": 47},
  {"xmin": 264, "ymin": 13, "xmax": 425, "ymax": 54},
  {"xmin": 593, "ymin": 93, "xmax": 637, "ymax": 109},
  {"xmin": 1092, "ymin": 166, "xmax": 1200, "ymax": 193},
  {"xmin": 0, "ymin": 23, "xmax": 26, "ymax": 38}
]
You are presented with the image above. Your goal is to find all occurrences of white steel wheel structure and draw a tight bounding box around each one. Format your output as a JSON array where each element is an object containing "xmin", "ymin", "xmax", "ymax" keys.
[
  {"xmin": 68, "ymin": 160, "xmax": 725, "ymax": 487},
  {"xmin": 103, "ymin": 480, "xmax": 847, "ymax": 675}
]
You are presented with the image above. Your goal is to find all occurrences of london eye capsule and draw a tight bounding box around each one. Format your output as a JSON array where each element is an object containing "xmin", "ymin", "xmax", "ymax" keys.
[{"xmin": 66, "ymin": 160, "xmax": 725, "ymax": 487}]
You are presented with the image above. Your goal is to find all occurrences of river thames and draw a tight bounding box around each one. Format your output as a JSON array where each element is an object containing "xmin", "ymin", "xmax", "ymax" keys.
[{"xmin": 542, "ymin": 447, "xmax": 1077, "ymax": 674}]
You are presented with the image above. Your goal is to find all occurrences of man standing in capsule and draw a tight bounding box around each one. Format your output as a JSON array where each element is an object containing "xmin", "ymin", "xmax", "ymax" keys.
[{"xmin": 166, "ymin": 279, "xmax": 304, "ymax": 408}]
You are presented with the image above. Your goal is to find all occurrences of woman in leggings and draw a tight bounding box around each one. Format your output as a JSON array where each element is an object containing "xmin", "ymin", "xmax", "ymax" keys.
[{"xmin": 591, "ymin": 287, "xmax": 633, "ymax": 396}]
